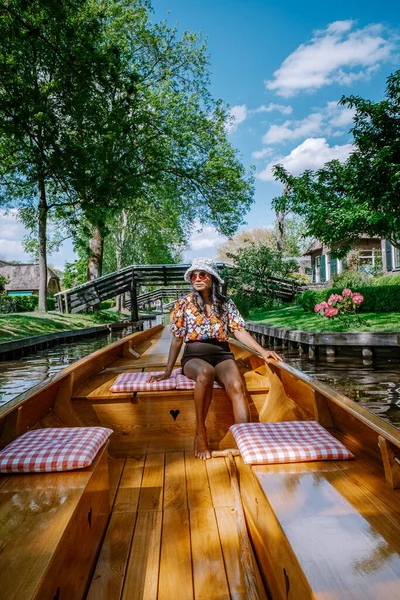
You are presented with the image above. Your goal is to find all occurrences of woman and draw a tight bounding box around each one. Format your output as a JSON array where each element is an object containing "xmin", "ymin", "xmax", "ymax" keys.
[{"xmin": 151, "ymin": 258, "xmax": 281, "ymax": 460}]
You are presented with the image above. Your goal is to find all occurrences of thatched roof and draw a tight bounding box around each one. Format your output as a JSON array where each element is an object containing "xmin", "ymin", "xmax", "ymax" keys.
[{"xmin": 0, "ymin": 261, "xmax": 60, "ymax": 291}]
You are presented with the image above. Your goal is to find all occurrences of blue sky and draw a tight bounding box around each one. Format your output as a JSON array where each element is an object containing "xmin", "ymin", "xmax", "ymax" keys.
[{"xmin": 1, "ymin": 0, "xmax": 399, "ymax": 266}]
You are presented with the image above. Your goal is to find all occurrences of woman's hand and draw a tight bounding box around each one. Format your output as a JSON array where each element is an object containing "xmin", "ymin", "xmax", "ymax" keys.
[
  {"xmin": 148, "ymin": 371, "xmax": 172, "ymax": 383},
  {"xmin": 260, "ymin": 349, "xmax": 282, "ymax": 362}
]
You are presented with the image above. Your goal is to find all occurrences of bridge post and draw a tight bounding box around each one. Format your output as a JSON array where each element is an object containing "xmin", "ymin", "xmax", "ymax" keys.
[{"xmin": 130, "ymin": 268, "xmax": 139, "ymax": 322}]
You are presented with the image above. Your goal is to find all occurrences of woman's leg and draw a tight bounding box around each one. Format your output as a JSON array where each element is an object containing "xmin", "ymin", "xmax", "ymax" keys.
[
  {"xmin": 183, "ymin": 358, "xmax": 216, "ymax": 460},
  {"xmin": 215, "ymin": 359, "xmax": 250, "ymax": 423}
]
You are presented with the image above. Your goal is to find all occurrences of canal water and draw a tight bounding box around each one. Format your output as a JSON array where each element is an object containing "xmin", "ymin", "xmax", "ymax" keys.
[{"xmin": 1, "ymin": 319, "xmax": 400, "ymax": 429}]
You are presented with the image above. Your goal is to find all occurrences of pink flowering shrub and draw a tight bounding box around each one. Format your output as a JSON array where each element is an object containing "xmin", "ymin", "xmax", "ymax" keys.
[{"xmin": 314, "ymin": 288, "xmax": 364, "ymax": 320}]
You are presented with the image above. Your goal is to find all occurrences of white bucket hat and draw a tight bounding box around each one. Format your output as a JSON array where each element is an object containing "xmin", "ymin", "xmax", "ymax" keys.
[{"xmin": 184, "ymin": 257, "xmax": 224, "ymax": 284}]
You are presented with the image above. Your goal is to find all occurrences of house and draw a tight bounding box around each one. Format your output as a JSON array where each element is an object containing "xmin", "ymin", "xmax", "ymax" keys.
[
  {"xmin": 303, "ymin": 237, "xmax": 382, "ymax": 284},
  {"xmin": 0, "ymin": 261, "xmax": 61, "ymax": 296},
  {"xmin": 382, "ymin": 240, "xmax": 400, "ymax": 274}
]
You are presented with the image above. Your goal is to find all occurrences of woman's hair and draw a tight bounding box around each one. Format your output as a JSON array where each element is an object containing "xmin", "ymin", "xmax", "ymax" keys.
[{"xmin": 191, "ymin": 276, "xmax": 226, "ymax": 317}]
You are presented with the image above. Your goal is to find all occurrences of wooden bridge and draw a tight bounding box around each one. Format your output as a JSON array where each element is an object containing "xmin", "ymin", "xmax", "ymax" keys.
[
  {"xmin": 54, "ymin": 263, "xmax": 228, "ymax": 320},
  {"xmin": 54, "ymin": 263, "xmax": 305, "ymax": 321},
  {"xmin": 126, "ymin": 287, "xmax": 191, "ymax": 311}
]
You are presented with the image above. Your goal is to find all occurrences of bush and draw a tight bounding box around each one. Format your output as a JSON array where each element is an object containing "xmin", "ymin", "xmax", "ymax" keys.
[
  {"xmin": 297, "ymin": 285, "xmax": 400, "ymax": 313},
  {"xmin": 296, "ymin": 289, "xmax": 327, "ymax": 312},
  {"xmin": 0, "ymin": 295, "xmax": 56, "ymax": 313},
  {"xmin": 331, "ymin": 270, "xmax": 372, "ymax": 289},
  {"xmin": 99, "ymin": 299, "xmax": 115, "ymax": 309},
  {"xmin": 371, "ymin": 273, "xmax": 400, "ymax": 286}
]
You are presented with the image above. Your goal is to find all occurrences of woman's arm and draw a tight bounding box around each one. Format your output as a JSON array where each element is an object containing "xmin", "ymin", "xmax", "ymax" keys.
[
  {"xmin": 149, "ymin": 336, "xmax": 184, "ymax": 381},
  {"xmin": 233, "ymin": 328, "xmax": 282, "ymax": 361}
]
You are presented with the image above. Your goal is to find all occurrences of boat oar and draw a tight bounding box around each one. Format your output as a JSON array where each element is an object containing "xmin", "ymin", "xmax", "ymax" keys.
[{"xmin": 212, "ymin": 449, "xmax": 262, "ymax": 600}]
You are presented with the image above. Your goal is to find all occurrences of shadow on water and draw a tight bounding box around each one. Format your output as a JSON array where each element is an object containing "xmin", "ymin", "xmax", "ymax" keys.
[
  {"xmin": 1, "ymin": 314, "xmax": 400, "ymax": 430},
  {"xmin": 0, "ymin": 317, "xmax": 161, "ymax": 407}
]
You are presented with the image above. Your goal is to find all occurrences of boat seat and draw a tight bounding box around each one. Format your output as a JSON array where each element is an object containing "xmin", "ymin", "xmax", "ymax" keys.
[
  {"xmin": 0, "ymin": 441, "xmax": 110, "ymax": 600},
  {"xmin": 238, "ymin": 440, "xmax": 400, "ymax": 600}
]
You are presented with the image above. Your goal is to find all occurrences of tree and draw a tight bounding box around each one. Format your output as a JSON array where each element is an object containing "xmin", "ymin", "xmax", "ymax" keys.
[
  {"xmin": 217, "ymin": 228, "xmax": 276, "ymax": 262},
  {"xmin": 272, "ymin": 70, "xmax": 400, "ymax": 252},
  {"xmin": 223, "ymin": 242, "xmax": 298, "ymax": 313},
  {"xmin": 0, "ymin": 1, "xmax": 254, "ymax": 309}
]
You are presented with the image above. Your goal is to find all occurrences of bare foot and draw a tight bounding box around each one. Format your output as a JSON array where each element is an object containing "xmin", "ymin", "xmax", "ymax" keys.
[{"xmin": 194, "ymin": 431, "xmax": 211, "ymax": 460}]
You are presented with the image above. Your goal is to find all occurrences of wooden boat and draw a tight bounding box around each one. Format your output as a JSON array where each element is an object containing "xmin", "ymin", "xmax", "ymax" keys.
[{"xmin": 1, "ymin": 323, "xmax": 400, "ymax": 600}]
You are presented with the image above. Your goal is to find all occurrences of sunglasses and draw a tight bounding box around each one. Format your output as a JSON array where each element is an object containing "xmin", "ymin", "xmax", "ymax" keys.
[{"xmin": 190, "ymin": 271, "xmax": 210, "ymax": 282}]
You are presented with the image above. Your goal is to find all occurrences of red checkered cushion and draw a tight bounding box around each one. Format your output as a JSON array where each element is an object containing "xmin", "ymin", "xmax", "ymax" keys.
[
  {"xmin": 176, "ymin": 373, "xmax": 222, "ymax": 390},
  {"xmin": 110, "ymin": 370, "xmax": 178, "ymax": 392},
  {"xmin": 0, "ymin": 427, "xmax": 113, "ymax": 473},
  {"xmin": 230, "ymin": 421, "xmax": 354, "ymax": 465}
]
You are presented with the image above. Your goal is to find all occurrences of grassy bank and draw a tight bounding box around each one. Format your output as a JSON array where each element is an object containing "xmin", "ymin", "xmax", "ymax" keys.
[
  {"xmin": 0, "ymin": 309, "xmax": 127, "ymax": 342},
  {"xmin": 246, "ymin": 305, "xmax": 400, "ymax": 333}
]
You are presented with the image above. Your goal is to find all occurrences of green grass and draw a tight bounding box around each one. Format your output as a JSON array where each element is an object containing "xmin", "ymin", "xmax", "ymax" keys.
[
  {"xmin": 0, "ymin": 309, "xmax": 126, "ymax": 342},
  {"xmin": 246, "ymin": 305, "xmax": 400, "ymax": 333}
]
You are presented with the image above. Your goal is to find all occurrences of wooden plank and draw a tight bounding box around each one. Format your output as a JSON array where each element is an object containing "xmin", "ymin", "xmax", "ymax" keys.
[
  {"xmin": 185, "ymin": 452, "xmax": 213, "ymax": 509},
  {"xmin": 164, "ymin": 452, "xmax": 187, "ymax": 510},
  {"xmin": 158, "ymin": 509, "xmax": 193, "ymax": 600},
  {"xmin": 206, "ymin": 457, "xmax": 233, "ymax": 507},
  {"xmin": 109, "ymin": 458, "xmax": 125, "ymax": 507},
  {"xmin": 86, "ymin": 511, "xmax": 137, "ymax": 600},
  {"xmin": 215, "ymin": 506, "xmax": 267, "ymax": 600},
  {"xmin": 114, "ymin": 457, "xmax": 145, "ymax": 513},
  {"xmin": 122, "ymin": 511, "xmax": 163, "ymax": 600},
  {"xmin": 190, "ymin": 508, "xmax": 230, "ymax": 600},
  {"xmin": 138, "ymin": 453, "xmax": 165, "ymax": 512}
]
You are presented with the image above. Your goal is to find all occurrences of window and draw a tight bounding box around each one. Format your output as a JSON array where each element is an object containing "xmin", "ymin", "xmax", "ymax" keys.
[
  {"xmin": 394, "ymin": 246, "xmax": 400, "ymax": 270},
  {"xmin": 315, "ymin": 256, "xmax": 321, "ymax": 283}
]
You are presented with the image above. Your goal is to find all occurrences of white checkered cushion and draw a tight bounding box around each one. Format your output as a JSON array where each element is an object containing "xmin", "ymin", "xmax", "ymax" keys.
[
  {"xmin": 0, "ymin": 427, "xmax": 113, "ymax": 473},
  {"xmin": 230, "ymin": 421, "xmax": 354, "ymax": 465},
  {"xmin": 110, "ymin": 370, "xmax": 178, "ymax": 392},
  {"xmin": 176, "ymin": 373, "xmax": 222, "ymax": 390}
]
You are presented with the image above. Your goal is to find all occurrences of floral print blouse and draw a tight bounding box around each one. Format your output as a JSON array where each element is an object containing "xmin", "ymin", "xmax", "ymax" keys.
[{"xmin": 170, "ymin": 293, "xmax": 245, "ymax": 342}]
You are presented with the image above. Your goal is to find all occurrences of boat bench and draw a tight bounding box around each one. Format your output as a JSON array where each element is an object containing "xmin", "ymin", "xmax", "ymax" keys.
[
  {"xmin": 0, "ymin": 441, "xmax": 110, "ymax": 600},
  {"xmin": 238, "ymin": 441, "xmax": 400, "ymax": 600}
]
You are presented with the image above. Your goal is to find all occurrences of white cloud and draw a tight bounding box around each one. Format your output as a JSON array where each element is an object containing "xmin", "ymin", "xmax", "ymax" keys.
[
  {"xmin": 266, "ymin": 21, "xmax": 396, "ymax": 97},
  {"xmin": 251, "ymin": 147, "xmax": 274, "ymax": 159},
  {"xmin": 263, "ymin": 113, "xmax": 324, "ymax": 144},
  {"xmin": 257, "ymin": 137, "xmax": 353, "ymax": 181},
  {"xmin": 260, "ymin": 101, "xmax": 355, "ymax": 145},
  {"xmin": 226, "ymin": 104, "xmax": 248, "ymax": 133},
  {"xmin": 183, "ymin": 224, "xmax": 226, "ymax": 261},
  {"xmin": 254, "ymin": 103, "xmax": 293, "ymax": 115}
]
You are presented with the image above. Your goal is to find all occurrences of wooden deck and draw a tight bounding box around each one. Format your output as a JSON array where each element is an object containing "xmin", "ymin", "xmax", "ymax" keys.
[{"xmin": 86, "ymin": 453, "xmax": 268, "ymax": 600}]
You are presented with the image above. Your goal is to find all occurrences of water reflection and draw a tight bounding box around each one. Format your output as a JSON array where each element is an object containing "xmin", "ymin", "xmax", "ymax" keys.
[
  {"xmin": 0, "ymin": 317, "xmax": 160, "ymax": 406},
  {"xmin": 281, "ymin": 350, "xmax": 400, "ymax": 428},
  {"xmin": 1, "ymin": 316, "xmax": 400, "ymax": 430}
]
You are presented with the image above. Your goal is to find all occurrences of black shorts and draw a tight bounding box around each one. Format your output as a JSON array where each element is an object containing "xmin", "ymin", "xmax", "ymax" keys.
[{"xmin": 181, "ymin": 339, "xmax": 235, "ymax": 374}]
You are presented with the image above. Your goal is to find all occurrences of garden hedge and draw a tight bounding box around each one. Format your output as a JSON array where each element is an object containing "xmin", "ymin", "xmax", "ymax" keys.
[
  {"xmin": 296, "ymin": 285, "xmax": 400, "ymax": 313},
  {"xmin": 0, "ymin": 295, "xmax": 56, "ymax": 313}
]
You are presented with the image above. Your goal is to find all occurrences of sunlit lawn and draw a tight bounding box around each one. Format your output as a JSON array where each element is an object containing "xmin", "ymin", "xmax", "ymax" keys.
[
  {"xmin": 246, "ymin": 305, "xmax": 400, "ymax": 333},
  {"xmin": 0, "ymin": 309, "xmax": 126, "ymax": 342}
]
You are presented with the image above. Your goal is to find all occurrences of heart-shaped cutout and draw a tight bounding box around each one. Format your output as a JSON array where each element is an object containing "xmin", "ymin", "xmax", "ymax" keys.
[{"xmin": 170, "ymin": 409, "xmax": 180, "ymax": 421}]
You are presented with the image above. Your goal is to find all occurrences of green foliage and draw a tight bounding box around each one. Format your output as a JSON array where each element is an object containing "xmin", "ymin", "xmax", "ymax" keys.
[
  {"xmin": 372, "ymin": 273, "xmax": 400, "ymax": 286},
  {"xmin": 331, "ymin": 270, "xmax": 372, "ymax": 289},
  {"xmin": 272, "ymin": 70, "xmax": 400, "ymax": 251},
  {"xmin": 224, "ymin": 242, "xmax": 299, "ymax": 314},
  {"xmin": 297, "ymin": 285, "xmax": 400, "ymax": 313},
  {"xmin": 0, "ymin": 295, "xmax": 55, "ymax": 313},
  {"xmin": 62, "ymin": 259, "xmax": 88, "ymax": 290},
  {"xmin": 99, "ymin": 299, "xmax": 115, "ymax": 310},
  {"xmin": 0, "ymin": 275, "xmax": 8, "ymax": 293}
]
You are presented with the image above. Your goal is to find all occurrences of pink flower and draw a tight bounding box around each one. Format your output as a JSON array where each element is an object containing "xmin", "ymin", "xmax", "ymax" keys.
[
  {"xmin": 351, "ymin": 293, "xmax": 364, "ymax": 305},
  {"xmin": 324, "ymin": 306, "xmax": 339, "ymax": 318},
  {"xmin": 314, "ymin": 303, "xmax": 321, "ymax": 313},
  {"xmin": 342, "ymin": 288, "xmax": 352, "ymax": 297},
  {"xmin": 314, "ymin": 301, "xmax": 328, "ymax": 312},
  {"xmin": 328, "ymin": 294, "xmax": 343, "ymax": 305}
]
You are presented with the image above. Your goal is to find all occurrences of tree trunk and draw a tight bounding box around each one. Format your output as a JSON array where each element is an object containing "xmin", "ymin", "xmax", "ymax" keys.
[
  {"xmin": 38, "ymin": 176, "xmax": 48, "ymax": 312},
  {"xmin": 116, "ymin": 210, "xmax": 128, "ymax": 312},
  {"xmin": 276, "ymin": 209, "xmax": 285, "ymax": 253},
  {"xmin": 88, "ymin": 221, "xmax": 105, "ymax": 281}
]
